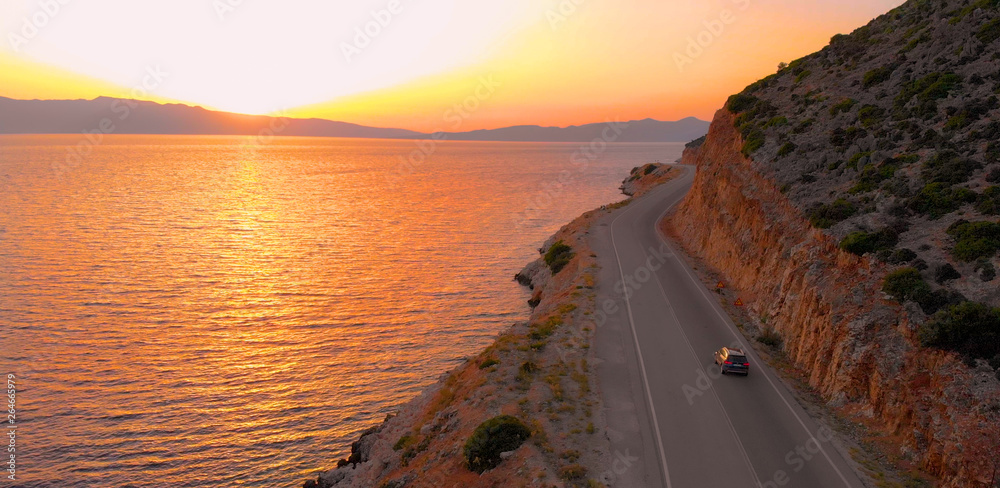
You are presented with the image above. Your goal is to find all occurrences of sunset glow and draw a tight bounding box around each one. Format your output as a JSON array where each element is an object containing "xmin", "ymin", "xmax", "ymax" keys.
[{"xmin": 1, "ymin": 0, "xmax": 904, "ymax": 131}]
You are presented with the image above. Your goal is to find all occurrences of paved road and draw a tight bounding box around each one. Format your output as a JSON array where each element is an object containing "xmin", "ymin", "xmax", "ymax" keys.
[{"xmin": 591, "ymin": 166, "xmax": 866, "ymax": 488}]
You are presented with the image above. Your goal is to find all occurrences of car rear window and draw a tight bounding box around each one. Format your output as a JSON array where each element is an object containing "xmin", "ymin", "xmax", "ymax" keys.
[{"xmin": 729, "ymin": 356, "xmax": 747, "ymax": 363}]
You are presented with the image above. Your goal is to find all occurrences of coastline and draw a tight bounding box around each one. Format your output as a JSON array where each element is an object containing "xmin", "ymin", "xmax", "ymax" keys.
[
  {"xmin": 304, "ymin": 164, "xmax": 678, "ymax": 488},
  {"xmin": 303, "ymin": 130, "xmax": 986, "ymax": 486}
]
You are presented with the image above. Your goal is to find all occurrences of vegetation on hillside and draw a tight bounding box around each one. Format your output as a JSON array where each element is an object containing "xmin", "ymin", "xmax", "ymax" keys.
[
  {"xmin": 726, "ymin": 0, "xmax": 1000, "ymax": 371},
  {"xmin": 463, "ymin": 416, "xmax": 531, "ymax": 473},
  {"xmin": 544, "ymin": 241, "xmax": 575, "ymax": 275}
]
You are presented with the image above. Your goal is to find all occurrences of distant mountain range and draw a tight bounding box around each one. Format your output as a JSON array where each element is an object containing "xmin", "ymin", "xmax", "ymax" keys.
[{"xmin": 0, "ymin": 96, "xmax": 709, "ymax": 143}]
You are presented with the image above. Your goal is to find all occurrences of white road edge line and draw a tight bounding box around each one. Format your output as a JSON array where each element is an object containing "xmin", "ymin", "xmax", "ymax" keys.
[
  {"xmin": 647, "ymin": 255, "xmax": 764, "ymax": 487},
  {"xmin": 609, "ymin": 181, "xmax": 680, "ymax": 488},
  {"xmin": 652, "ymin": 190, "xmax": 857, "ymax": 488}
]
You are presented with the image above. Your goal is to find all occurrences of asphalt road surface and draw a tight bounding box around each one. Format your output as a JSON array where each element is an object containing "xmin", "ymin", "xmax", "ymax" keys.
[{"xmin": 591, "ymin": 166, "xmax": 867, "ymax": 488}]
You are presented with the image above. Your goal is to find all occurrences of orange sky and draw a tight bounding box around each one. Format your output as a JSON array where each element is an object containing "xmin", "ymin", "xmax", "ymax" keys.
[{"xmin": 0, "ymin": 0, "xmax": 904, "ymax": 132}]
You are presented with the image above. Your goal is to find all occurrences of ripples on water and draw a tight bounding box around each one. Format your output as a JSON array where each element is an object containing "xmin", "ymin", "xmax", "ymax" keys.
[{"xmin": 0, "ymin": 135, "xmax": 683, "ymax": 487}]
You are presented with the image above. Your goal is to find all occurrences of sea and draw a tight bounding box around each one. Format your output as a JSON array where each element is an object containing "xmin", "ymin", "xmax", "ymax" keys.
[{"xmin": 0, "ymin": 135, "xmax": 683, "ymax": 487}]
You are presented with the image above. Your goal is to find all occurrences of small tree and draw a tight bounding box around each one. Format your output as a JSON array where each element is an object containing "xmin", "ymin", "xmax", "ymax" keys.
[
  {"xmin": 544, "ymin": 241, "xmax": 575, "ymax": 275},
  {"xmin": 464, "ymin": 416, "xmax": 531, "ymax": 473},
  {"xmin": 883, "ymin": 267, "xmax": 931, "ymax": 304},
  {"xmin": 918, "ymin": 301, "xmax": 1000, "ymax": 360}
]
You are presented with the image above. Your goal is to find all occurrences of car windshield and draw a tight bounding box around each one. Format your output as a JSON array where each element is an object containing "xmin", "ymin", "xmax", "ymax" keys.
[{"xmin": 729, "ymin": 356, "xmax": 747, "ymax": 363}]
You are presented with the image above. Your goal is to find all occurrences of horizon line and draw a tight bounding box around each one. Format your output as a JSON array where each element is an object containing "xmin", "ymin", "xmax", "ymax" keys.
[{"xmin": 0, "ymin": 94, "xmax": 711, "ymax": 135}]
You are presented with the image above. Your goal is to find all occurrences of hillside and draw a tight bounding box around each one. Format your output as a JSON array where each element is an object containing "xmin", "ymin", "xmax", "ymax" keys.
[
  {"xmin": 725, "ymin": 0, "xmax": 1000, "ymax": 369},
  {"xmin": 0, "ymin": 97, "xmax": 708, "ymax": 142},
  {"xmin": 667, "ymin": 0, "xmax": 1000, "ymax": 484},
  {"xmin": 439, "ymin": 118, "xmax": 710, "ymax": 143},
  {"xmin": 0, "ymin": 96, "xmax": 424, "ymax": 140}
]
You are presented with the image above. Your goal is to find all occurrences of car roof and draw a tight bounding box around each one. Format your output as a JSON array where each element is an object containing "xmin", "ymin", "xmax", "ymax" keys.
[{"xmin": 724, "ymin": 347, "xmax": 745, "ymax": 355}]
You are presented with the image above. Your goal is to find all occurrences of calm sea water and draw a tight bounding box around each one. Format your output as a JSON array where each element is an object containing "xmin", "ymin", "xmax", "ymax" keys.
[{"xmin": 0, "ymin": 135, "xmax": 683, "ymax": 487}]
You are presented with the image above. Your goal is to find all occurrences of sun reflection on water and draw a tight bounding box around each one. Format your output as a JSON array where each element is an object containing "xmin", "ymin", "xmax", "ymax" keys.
[{"xmin": 0, "ymin": 134, "xmax": 683, "ymax": 487}]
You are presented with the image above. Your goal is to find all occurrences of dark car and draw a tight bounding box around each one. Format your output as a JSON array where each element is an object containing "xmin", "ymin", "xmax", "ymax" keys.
[{"xmin": 714, "ymin": 347, "xmax": 749, "ymax": 375}]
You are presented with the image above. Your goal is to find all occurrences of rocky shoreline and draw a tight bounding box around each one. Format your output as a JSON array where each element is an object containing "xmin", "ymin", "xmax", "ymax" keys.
[{"xmin": 303, "ymin": 166, "xmax": 676, "ymax": 488}]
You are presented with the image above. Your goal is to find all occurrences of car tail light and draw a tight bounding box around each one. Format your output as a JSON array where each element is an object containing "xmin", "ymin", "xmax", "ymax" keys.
[
  {"xmin": 724, "ymin": 361, "xmax": 732, "ymax": 365},
  {"xmin": 743, "ymin": 363, "xmax": 750, "ymax": 367}
]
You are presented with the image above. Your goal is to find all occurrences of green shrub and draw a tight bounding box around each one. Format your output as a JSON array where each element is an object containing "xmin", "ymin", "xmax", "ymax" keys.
[
  {"xmin": 934, "ymin": 263, "xmax": 961, "ymax": 284},
  {"xmin": 830, "ymin": 127, "xmax": 868, "ymax": 148},
  {"xmin": 479, "ymin": 357, "xmax": 499, "ymax": 369},
  {"xmin": 743, "ymin": 73, "xmax": 781, "ymax": 94},
  {"xmin": 888, "ymin": 248, "xmax": 918, "ymax": 264},
  {"xmin": 918, "ymin": 301, "xmax": 1000, "ymax": 360},
  {"xmin": 777, "ymin": 142, "xmax": 797, "ymax": 157},
  {"xmin": 839, "ymin": 228, "xmax": 899, "ymax": 256},
  {"xmin": 952, "ymin": 0, "xmax": 1000, "ymax": 23},
  {"xmin": 545, "ymin": 241, "xmax": 575, "ymax": 274},
  {"xmin": 850, "ymin": 154, "xmax": 914, "ymax": 193},
  {"xmin": 975, "ymin": 259, "xmax": 996, "ymax": 281},
  {"xmin": 927, "ymin": 290, "xmax": 967, "ymax": 316},
  {"xmin": 912, "ymin": 128, "xmax": 944, "ymax": 148},
  {"xmin": 921, "ymin": 151, "xmax": 981, "ymax": 185},
  {"xmin": 464, "ymin": 416, "xmax": 531, "ymax": 473},
  {"xmin": 766, "ymin": 116, "xmax": 789, "ymax": 127},
  {"xmin": 976, "ymin": 18, "xmax": 1000, "ymax": 44},
  {"xmin": 862, "ymin": 66, "xmax": 894, "ymax": 88},
  {"xmin": 944, "ymin": 113, "xmax": 969, "ymax": 131},
  {"xmin": 858, "ymin": 105, "xmax": 886, "ymax": 128},
  {"xmin": 847, "ymin": 151, "xmax": 873, "ymax": 170},
  {"xmin": 734, "ymin": 99, "xmax": 777, "ymax": 129},
  {"xmin": 883, "ymin": 267, "xmax": 932, "ymax": 304},
  {"xmin": 976, "ymin": 186, "xmax": 1000, "ymax": 215},
  {"xmin": 794, "ymin": 70, "xmax": 812, "ymax": 84},
  {"xmin": 895, "ymin": 72, "xmax": 962, "ymax": 111},
  {"xmin": 829, "ymin": 29, "xmax": 870, "ymax": 61},
  {"xmin": 793, "ymin": 119, "xmax": 815, "ymax": 134},
  {"xmin": 726, "ymin": 94, "xmax": 759, "ymax": 113},
  {"xmin": 559, "ymin": 464, "xmax": 588, "ymax": 481},
  {"xmin": 908, "ymin": 183, "xmax": 977, "ymax": 219},
  {"xmin": 808, "ymin": 199, "xmax": 857, "ymax": 228},
  {"xmin": 393, "ymin": 435, "xmax": 416, "ymax": 451},
  {"xmin": 519, "ymin": 361, "xmax": 538, "ymax": 374},
  {"xmin": 741, "ymin": 129, "xmax": 766, "ymax": 156},
  {"xmin": 900, "ymin": 33, "xmax": 930, "ymax": 54},
  {"xmin": 946, "ymin": 220, "xmax": 1000, "ymax": 262},
  {"xmin": 529, "ymin": 315, "xmax": 563, "ymax": 340},
  {"xmin": 830, "ymin": 98, "xmax": 858, "ymax": 116}
]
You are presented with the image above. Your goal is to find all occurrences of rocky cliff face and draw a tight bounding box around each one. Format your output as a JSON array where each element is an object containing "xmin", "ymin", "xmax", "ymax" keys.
[
  {"xmin": 721, "ymin": 0, "xmax": 1000, "ymax": 370},
  {"xmin": 668, "ymin": 107, "xmax": 1000, "ymax": 485},
  {"xmin": 665, "ymin": 1, "xmax": 1000, "ymax": 482}
]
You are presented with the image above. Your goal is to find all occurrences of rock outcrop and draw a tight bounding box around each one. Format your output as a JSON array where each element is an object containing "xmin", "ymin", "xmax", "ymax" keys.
[{"xmin": 620, "ymin": 164, "xmax": 675, "ymax": 197}]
